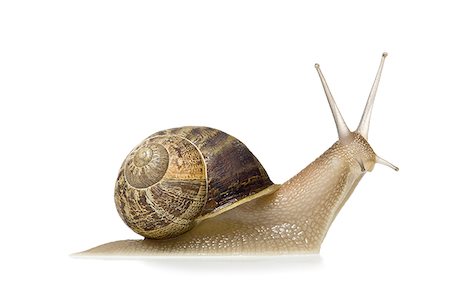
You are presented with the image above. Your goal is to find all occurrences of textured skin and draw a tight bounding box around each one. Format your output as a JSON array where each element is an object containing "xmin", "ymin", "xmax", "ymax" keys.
[
  {"xmin": 82, "ymin": 133, "xmax": 376, "ymax": 255},
  {"xmin": 115, "ymin": 127, "xmax": 273, "ymax": 239}
]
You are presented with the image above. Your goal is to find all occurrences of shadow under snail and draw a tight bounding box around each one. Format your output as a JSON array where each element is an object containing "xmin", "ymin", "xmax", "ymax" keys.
[{"xmin": 80, "ymin": 53, "xmax": 398, "ymax": 256}]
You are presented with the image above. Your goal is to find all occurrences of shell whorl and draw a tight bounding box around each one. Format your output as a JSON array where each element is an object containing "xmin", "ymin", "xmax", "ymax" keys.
[
  {"xmin": 116, "ymin": 135, "xmax": 207, "ymax": 239},
  {"xmin": 124, "ymin": 142, "xmax": 169, "ymax": 188},
  {"xmin": 115, "ymin": 127, "xmax": 274, "ymax": 239}
]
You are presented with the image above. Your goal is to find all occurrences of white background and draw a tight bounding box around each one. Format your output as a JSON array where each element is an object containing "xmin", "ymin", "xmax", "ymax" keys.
[{"xmin": 1, "ymin": 1, "xmax": 449, "ymax": 299}]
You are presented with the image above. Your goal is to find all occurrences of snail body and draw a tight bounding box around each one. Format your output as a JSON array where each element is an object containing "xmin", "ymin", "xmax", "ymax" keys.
[{"xmin": 85, "ymin": 53, "xmax": 397, "ymax": 255}]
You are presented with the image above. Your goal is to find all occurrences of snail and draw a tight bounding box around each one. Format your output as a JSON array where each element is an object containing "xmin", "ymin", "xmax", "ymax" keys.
[{"xmin": 82, "ymin": 53, "xmax": 398, "ymax": 256}]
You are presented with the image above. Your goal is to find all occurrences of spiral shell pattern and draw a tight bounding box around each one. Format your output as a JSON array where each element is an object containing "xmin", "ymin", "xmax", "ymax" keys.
[
  {"xmin": 124, "ymin": 142, "xmax": 169, "ymax": 188},
  {"xmin": 115, "ymin": 127, "xmax": 273, "ymax": 239},
  {"xmin": 115, "ymin": 135, "xmax": 207, "ymax": 239}
]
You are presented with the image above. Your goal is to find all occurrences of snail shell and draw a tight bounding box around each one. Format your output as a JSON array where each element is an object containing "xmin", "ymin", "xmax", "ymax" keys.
[{"xmin": 114, "ymin": 126, "xmax": 274, "ymax": 239}]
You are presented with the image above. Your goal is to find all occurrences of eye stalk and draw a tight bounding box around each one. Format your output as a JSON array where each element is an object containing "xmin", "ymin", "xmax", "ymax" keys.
[
  {"xmin": 315, "ymin": 53, "xmax": 398, "ymax": 172},
  {"xmin": 315, "ymin": 63, "xmax": 351, "ymax": 140},
  {"xmin": 357, "ymin": 52, "xmax": 388, "ymax": 139}
]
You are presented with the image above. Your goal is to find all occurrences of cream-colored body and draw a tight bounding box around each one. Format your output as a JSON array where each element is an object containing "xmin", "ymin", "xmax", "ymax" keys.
[{"xmin": 79, "ymin": 53, "xmax": 397, "ymax": 256}]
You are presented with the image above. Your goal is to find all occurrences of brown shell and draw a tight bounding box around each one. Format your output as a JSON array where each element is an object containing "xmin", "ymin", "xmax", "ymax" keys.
[{"xmin": 114, "ymin": 126, "xmax": 273, "ymax": 239}]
